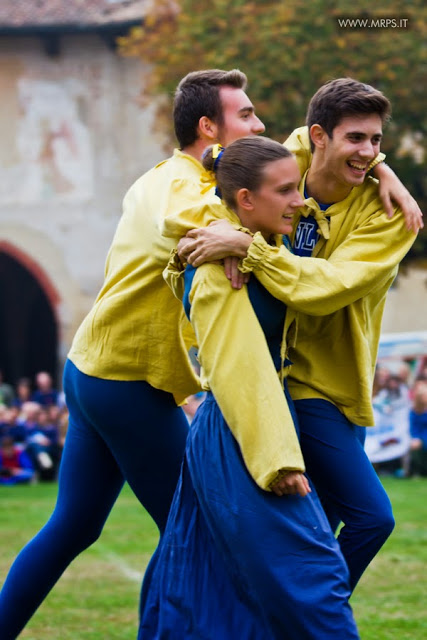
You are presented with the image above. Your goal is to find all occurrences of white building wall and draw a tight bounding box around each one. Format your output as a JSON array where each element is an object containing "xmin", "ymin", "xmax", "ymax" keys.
[
  {"xmin": 0, "ymin": 33, "xmax": 169, "ymax": 364},
  {"xmin": 382, "ymin": 266, "xmax": 427, "ymax": 333}
]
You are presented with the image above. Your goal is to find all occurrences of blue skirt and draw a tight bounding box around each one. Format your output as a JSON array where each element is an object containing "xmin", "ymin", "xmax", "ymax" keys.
[{"xmin": 139, "ymin": 394, "xmax": 359, "ymax": 639}]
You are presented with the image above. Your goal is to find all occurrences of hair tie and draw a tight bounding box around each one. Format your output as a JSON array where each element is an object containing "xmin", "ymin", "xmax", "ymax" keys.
[
  {"xmin": 199, "ymin": 144, "xmax": 225, "ymax": 198},
  {"xmin": 212, "ymin": 144, "xmax": 225, "ymax": 171},
  {"xmin": 199, "ymin": 169, "xmax": 217, "ymax": 194}
]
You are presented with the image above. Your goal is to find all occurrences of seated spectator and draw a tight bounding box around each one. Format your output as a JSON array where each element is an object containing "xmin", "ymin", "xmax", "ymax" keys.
[
  {"xmin": 18, "ymin": 402, "xmax": 56, "ymax": 480},
  {"xmin": 370, "ymin": 372, "xmax": 411, "ymax": 477},
  {"xmin": 46, "ymin": 405, "xmax": 61, "ymax": 427},
  {"xmin": 36, "ymin": 407, "xmax": 60, "ymax": 473},
  {"xmin": 0, "ymin": 436, "xmax": 35, "ymax": 485},
  {"xmin": 31, "ymin": 371, "xmax": 59, "ymax": 407},
  {"xmin": 37, "ymin": 407, "xmax": 60, "ymax": 443},
  {"xmin": 409, "ymin": 381, "xmax": 427, "ymax": 477},
  {"xmin": 375, "ymin": 374, "xmax": 410, "ymax": 410},
  {"xmin": 3, "ymin": 406, "xmax": 27, "ymax": 444},
  {"xmin": 0, "ymin": 370, "xmax": 14, "ymax": 407},
  {"xmin": 0, "ymin": 405, "xmax": 7, "ymax": 436},
  {"xmin": 12, "ymin": 377, "xmax": 32, "ymax": 409}
]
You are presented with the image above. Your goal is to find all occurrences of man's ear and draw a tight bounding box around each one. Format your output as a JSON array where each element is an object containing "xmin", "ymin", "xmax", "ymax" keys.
[
  {"xmin": 198, "ymin": 116, "xmax": 219, "ymax": 142},
  {"xmin": 309, "ymin": 124, "xmax": 328, "ymax": 150},
  {"xmin": 236, "ymin": 188, "xmax": 254, "ymax": 211}
]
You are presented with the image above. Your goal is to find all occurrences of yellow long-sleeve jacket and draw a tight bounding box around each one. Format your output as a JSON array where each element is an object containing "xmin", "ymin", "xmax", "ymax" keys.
[
  {"xmin": 160, "ymin": 128, "xmax": 392, "ymax": 428},
  {"xmin": 68, "ymin": 136, "xmax": 310, "ymax": 410},
  {"xmin": 69, "ymin": 149, "xmax": 220, "ymax": 404},
  {"xmin": 239, "ymin": 168, "xmax": 416, "ymax": 427},
  {"xmin": 164, "ymin": 248, "xmax": 304, "ymax": 490},
  {"xmin": 158, "ymin": 130, "xmax": 391, "ymax": 485}
]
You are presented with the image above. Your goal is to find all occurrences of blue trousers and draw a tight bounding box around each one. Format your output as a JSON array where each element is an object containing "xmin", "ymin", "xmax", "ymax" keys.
[
  {"xmin": 139, "ymin": 393, "xmax": 360, "ymax": 639},
  {"xmin": 295, "ymin": 399, "xmax": 395, "ymax": 591},
  {"xmin": 0, "ymin": 359, "xmax": 188, "ymax": 640}
]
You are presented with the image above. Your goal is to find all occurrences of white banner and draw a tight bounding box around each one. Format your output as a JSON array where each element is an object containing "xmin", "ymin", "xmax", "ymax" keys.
[{"xmin": 365, "ymin": 331, "xmax": 427, "ymax": 464}]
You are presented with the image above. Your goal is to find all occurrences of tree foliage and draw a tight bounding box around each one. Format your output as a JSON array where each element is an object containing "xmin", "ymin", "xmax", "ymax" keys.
[{"xmin": 118, "ymin": 0, "xmax": 427, "ymax": 262}]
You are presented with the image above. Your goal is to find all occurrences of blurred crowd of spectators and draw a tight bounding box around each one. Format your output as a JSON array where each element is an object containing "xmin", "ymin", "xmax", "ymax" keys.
[
  {"xmin": 369, "ymin": 358, "xmax": 427, "ymax": 478},
  {"xmin": 1, "ymin": 355, "xmax": 425, "ymax": 486},
  {"xmin": 0, "ymin": 370, "xmax": 68, "ymax": 485}
]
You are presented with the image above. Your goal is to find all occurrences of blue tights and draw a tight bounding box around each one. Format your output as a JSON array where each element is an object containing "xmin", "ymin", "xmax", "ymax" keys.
[
  {"xmin": 295, "ymin": 399, "xmax": 395, "ymax": 591},
  {"xmin": 0, "ymin": 359, "xmax": 188, "ymax": 640}
]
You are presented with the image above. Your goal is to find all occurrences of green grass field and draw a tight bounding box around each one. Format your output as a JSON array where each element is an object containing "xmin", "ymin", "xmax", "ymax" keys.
[{"xmin": 0, "ymin": 477, "xmax": 426, "ymax": 639}]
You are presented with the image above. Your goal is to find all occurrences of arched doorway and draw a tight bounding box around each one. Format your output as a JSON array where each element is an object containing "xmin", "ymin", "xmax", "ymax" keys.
[{"xmin": 0, "ymin": 246, "xmax": 59, "ymax": 387}]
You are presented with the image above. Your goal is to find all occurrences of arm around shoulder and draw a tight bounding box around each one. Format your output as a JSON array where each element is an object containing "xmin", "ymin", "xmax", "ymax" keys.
[
  {"xmin": 188, "ymin": 263, "xmax": 305, "ymax": 489},
  {"xmin": 240, "ymin": 209, "xmax": 417, "ymax": 315}
]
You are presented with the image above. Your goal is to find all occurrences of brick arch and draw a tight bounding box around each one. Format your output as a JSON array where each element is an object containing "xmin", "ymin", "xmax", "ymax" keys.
[
  {"xmin": 0, "ymin": 242, "xmax": 60, "ymax": 384},
  {"xmin": 0, "ymin": 240, "xmax": 61, "ymax": 312}
]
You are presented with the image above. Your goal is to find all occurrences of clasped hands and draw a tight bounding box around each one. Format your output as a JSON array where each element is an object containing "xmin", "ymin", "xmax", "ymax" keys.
[
  {"xmin": 177, "ymin": 220, "xmax": 253, "ymax": 289},
  {"xmin": 270, "ymin": 471, "xmax": 311, "ymax": 497}
]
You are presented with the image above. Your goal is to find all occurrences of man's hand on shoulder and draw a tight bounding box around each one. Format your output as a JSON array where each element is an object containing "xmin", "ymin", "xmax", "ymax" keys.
[
  {"xmin": 374, "ymin": 162, "xmax": 423, "ymax": 232},
  {"xmin": 177, "ymin": 219, "xmax": 253, "ymax": 267},
  {"xmin": 223, "ymin": 256, "xmax": 249, "ymax": 290}
]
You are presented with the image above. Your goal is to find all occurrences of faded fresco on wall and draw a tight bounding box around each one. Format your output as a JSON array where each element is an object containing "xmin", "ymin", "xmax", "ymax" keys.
[{"xmin": 0, "ymin": 76, "xmax": 94, "ymax": 203}]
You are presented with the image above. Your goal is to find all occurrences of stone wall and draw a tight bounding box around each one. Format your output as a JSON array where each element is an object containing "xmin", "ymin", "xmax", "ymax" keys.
[{"xmin": 0, "ymin": 33, "xmax": 168, "ymax": 375}]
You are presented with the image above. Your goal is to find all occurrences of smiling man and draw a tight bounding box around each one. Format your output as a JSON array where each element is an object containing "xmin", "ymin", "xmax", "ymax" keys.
[
  {"xmin": 254, "ymin": 80, "xmax": 417, "ymax": 592},
  {"xmin": 178, "ymin": 78, "xmax": 418, "ymax": 593}
]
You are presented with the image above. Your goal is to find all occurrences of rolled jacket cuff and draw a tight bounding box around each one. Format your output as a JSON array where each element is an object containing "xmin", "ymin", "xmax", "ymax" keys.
[
  {"xmin": 240, "ymin": 232, "xmax": 270, "ymax": 273},
  {"xmin": 368, "ymin": 151, "xmax": 386, "ymax": 171}
]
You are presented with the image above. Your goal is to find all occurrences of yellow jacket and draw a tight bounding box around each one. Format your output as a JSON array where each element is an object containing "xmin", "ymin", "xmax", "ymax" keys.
[
  {"xmin": 68, "ymin": 149, "xmax": 221, "ymax": 403},
  {"xmin": 240, "ymin": 172, "xmax": 416, "ymax": 426},
  {"xmin": 164, "ymin": 251, "xmax": 304, "ymax": 490}
]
